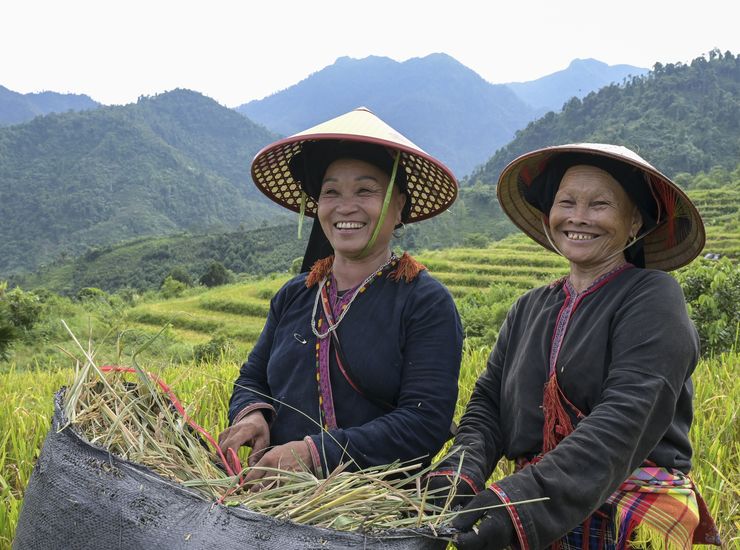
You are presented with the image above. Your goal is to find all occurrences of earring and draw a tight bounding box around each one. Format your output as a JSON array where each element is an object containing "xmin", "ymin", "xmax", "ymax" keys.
[{"xmin": 392, "ymin": 222, "xmax": 406, "ymax": 239}]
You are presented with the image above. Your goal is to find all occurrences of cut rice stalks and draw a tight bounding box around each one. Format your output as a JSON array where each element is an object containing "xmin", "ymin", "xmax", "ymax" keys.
[{"xmin": 60, "ymin": 325, "xmax": 546, "ymax": 534}]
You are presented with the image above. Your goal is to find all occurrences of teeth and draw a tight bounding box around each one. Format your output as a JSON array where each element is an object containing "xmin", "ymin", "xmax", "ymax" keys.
[
  {"xmin": 335, "ymin": 222, "xmax": 365, "ymax": 229},
  {"xmin": 566, "ymin": 232, "xmax": 595, "ymax": 241}
]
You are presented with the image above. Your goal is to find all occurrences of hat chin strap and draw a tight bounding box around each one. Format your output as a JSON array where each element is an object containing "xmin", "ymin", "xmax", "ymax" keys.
[
  {"xmin": 540, "ymin": 217, "xmax": 656, "ymax": 266},
  {"xmin": 358, "ymin": 151, "xmax": 401, "ymax": 259}
]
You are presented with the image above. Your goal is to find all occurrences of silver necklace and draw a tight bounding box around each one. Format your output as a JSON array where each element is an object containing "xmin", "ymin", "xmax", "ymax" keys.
[{"xmin": 310, "ymin": 254, "xmax": 397, "ymax": 340}]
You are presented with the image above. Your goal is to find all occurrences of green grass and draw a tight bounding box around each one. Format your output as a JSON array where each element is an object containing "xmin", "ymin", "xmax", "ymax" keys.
[
  {"xmin": 1, "ymin": 181, "xmax": 738, "ymax": 544},
  {"xmin": 1, "ymin": 347, "xmax": 737, "ymax": 547}
]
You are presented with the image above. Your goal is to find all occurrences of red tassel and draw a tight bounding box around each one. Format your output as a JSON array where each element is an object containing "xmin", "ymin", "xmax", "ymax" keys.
[
  {"xmin": 542, "ymin": 374, "xmax": 575, "ymax": 454},
  {"xmin": 305, "ymin": 256, "xmax": 334, "ymax": 288},
  {"xmin": 389, "ymin": 252, "xmax": 426, "ymax": 283}
]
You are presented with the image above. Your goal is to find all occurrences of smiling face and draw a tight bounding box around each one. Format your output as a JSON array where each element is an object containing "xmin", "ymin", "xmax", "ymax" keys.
[
  {"xmin": 317, "ymin": 158, "xmax": 406, "ymax": 262},
  {"xmin": 548, "ymin": 165, "xmax": 643, "ymax": 272}
]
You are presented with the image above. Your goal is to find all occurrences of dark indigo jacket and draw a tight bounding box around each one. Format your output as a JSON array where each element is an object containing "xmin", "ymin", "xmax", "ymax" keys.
[{"xmin": 228, "ymin": 268, "xmax": 463, "ymax": 475}]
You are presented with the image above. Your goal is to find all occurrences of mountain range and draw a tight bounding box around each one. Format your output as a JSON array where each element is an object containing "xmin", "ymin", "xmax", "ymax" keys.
[
  {"xmin": 237, "ymin": 54, "xmax": 647, "ymax": 175},
  {"xmin": 0, "ymin": 85, "xmax": 98, "ymax": 126},
  {"xmin": 1, "ymin": 50, "xmax": 736, "ymax": 282},
  {"xmin": 1, "ymin": 55, "xmax": 647, "ymax": 177}
]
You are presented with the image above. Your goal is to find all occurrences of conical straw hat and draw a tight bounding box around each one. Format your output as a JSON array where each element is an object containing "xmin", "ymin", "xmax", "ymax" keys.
[
  {"xmin": 497, "ymin": 143, "xmax": 705, "ymax": 271},
  {"xmin": 251, "ymin": 107, "xmax": 458, "ymax": 223}
]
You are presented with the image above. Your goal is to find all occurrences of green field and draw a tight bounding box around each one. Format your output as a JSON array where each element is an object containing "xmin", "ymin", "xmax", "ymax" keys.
[
  {"xmin": 1, "ymin": 346, "xmax": 737, "ymax": 547},
  {"xmin": 1, "ymin": 183, "xmax": 739, "ymax": 547}
]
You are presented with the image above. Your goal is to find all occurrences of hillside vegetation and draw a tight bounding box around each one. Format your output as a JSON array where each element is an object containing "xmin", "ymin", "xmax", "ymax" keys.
[
  {"xmin": 471, "ymin": 50, "xmax": 739, "ymax": 184},
  {"xmin": 0, "ymin": 85, "xmax": 99, "ymax": 126},
  {"xmin": 0, "ymin": 89, "xmax": 285, "ymax": 275},
  {"xmin": 13, "ymin": 171, "xmax": 737, "ymax": 297},
  {"xmin": 10, "ymin": 181, "xmax": 519, "ymax": 296}
]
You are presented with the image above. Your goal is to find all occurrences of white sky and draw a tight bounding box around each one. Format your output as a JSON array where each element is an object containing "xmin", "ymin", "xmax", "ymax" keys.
[{"xmin": 2, "ymin": 0, "xmax": 737, "ymax": 107}]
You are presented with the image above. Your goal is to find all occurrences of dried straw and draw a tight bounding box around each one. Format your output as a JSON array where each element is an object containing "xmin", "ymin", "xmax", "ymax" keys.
[{"xmin": 60, "ymin": 323, "xmax": 546, "ymax": 534}]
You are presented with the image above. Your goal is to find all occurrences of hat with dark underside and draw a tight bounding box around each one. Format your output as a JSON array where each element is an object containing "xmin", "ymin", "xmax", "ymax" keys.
[
  {"xmin": 497, "ymin": 143, "xmax": 705, "ymax": 271},
  {"xmin": 251, "ymin": 107, "xmax": 458, "ymax": 224}
]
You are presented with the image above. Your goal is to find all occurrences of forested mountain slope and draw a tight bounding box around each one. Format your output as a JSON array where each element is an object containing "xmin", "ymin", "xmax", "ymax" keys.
[
  {"xmin": 0, "ymin": 90, "xmax": 284, "ymax": 275},
  {"xmin": 471, "ymin": 51, "xmax": 739, "ymax": 185}
]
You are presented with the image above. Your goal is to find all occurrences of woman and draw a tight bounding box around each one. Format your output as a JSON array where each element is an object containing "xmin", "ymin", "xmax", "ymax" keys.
[
  {"xmin": 428, "ymin": 144, "xmax": 720, "ymax": 549},
  {"xmin": 219, "ymin": 108, "xmax": 463, "ymax": 483}
]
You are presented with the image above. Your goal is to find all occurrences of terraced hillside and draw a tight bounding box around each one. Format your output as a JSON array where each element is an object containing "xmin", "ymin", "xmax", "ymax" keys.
[
  {"xmin": 125, "ymin": 184, "xmax": 738, "ymax": 355},
  {"xmin": 125, "ymin": 234, "xmax": 566, "ymax": 356},
  {"xmin": 689, "ymin": 186, "xmax": 740, "ymax": 259}
]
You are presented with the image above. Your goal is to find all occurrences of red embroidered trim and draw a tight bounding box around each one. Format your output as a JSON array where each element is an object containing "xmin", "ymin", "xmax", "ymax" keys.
[
  {"xmin": 425, "ymin": 470, "xmax": 481, "ymax": 494},
  {"xmin": 306, "ymin": 256, "xmax": 334, "ymax": 287},
  {"xmin": 543, "ymin": 264, "xmax": 634, "ymax": 452},
  {"xmin": 489, "ymin": 484, "xmax": 530, "ymax": 550},
  {"xmin": 303, "ymin": 436, "xmax": 322, "ymax": 477},
  {"xmin": 389, "ymin": 252, "xmax": 426, "ymax": 282}
]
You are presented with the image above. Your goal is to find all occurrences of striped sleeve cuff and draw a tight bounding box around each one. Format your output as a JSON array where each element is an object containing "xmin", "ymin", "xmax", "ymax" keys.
[
  {"xmin": 490, "ymin": 483, "xmax": 530, "ymax": 550},
  {"xmin": 303, "ymin": 436, "xmax": 323, "ymax": 477}
]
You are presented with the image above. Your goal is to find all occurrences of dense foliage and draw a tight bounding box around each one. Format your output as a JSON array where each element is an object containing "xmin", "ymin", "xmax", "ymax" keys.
[
  {"xmin": 0, "ymin": 283, "xmax": 44, "ymax": 359},
  {"xmin": 11, "ymin": 224, "xmax": 309, "ymax": 295},
  {"xmin": 674, "ymin": 258, "xmax": 740, "ymax": 355},
  {"xmin": 470, "ymin": 50, "xmax": 739, "ymax": 184},
  {"xmin": 0, "ymin": 89, "xmax": 285, "ymax": 275},
  {"xmin": 12, "ymin": 188, "xmax": 517, "ymax": 297}
]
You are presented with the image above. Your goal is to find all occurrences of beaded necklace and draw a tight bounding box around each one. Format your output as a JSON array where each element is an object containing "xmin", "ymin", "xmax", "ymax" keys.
[
  {"xmin": 311, "ymin": 253, "xmax": 399, "ymax": 430},
  {"xmin": 310, "ymin": 254, "xmax": 398, "ymax": 339}
]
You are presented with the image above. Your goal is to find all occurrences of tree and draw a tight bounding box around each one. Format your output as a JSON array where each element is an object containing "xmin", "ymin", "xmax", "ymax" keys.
[
  {"xmin": 199, "ymin": 262, "xmax": 232, "ymax": 287},
  {"xmin": 0, "ymin": 282, "xmax": 20, "ymax": 360}
]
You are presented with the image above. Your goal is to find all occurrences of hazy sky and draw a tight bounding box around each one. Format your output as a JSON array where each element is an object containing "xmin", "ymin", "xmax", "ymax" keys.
[{"xmin": 2, "ymin": 0, "xmax": 737, "ymax": 107}]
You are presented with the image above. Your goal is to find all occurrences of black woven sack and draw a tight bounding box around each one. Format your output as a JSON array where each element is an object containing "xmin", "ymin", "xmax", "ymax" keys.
[{"xmin": 13, "ymin": 390, "xmax": 448, "ymax": 549}]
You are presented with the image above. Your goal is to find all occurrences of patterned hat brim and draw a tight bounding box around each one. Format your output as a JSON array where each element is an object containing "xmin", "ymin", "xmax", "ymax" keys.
[
  {"xmin": 497, "ymin": 143, "xmax": 705, "ymax": 272},
  {"xmin": 251, "ymin": 108, "xmax": 458, "ymax": 223}
]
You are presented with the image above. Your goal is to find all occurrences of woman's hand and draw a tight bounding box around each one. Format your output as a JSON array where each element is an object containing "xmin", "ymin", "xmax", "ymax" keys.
[
  {"xmin": 218, "ymin": 411, "xmax": 270, "ymax": 467},
  {"xmin": 424, "ymin": 472, "xmax": 477, "ymax": 511},
  {"xmin": 452, "ymin": 488, "xmax": 515, "ymax": 550},
  {"xmin": 244, "ymin": 440, "xmax": 313, "ymax": 491}
]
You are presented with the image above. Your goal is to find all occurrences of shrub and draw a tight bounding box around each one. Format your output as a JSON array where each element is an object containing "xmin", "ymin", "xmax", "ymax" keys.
[
  {"xmin": 463, "ymin": 233, "xmax": 490, "ymax": 248},
  {"xmin": 161, "ymin": 276, "xmax": 187, "ymax": 299},
  {"xmin": 674, "ymin": 258, "xmax": 740, "ymax": 355},
  {"xmin": 0, "ymin": 283, "xmax": 43, "ymax": 359},
  {"xmin": 3, "ymin": 287, "xmax": 43, "ymax": 331},
  {"xmin": 77, "ymin": 287, "xmax": 110, "ymax": 303},
  {"xmin": 199, "ymin": 262, "xmax": 233, "ymax": 288},
  {"xmin": 456, "ymin": 284, "xmax": 521, "ymax": 347},
  {"xmin": 166, "ymin": 266, "xmax": 193, "ymax": 286},
  {"xmin": 0, "ymin": 299, "xmax": 18, "ymax": 360},
  {"xmin": 193, "ymin": 335, "xmax": 234, "ymax": 364}
]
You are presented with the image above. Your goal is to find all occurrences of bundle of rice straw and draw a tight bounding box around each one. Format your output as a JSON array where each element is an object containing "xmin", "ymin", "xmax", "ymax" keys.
[{"xmin": 60, "ymin": 325, "xmax": 544, "ymax": 534}]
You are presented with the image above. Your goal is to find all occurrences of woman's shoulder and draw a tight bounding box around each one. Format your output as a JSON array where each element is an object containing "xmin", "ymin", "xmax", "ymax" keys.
[
  {"xmin": 399, "ymin": 259, "xmax": 456, "ymax": 300},
  {"xmin": 270, "ymin": 272, "xmax": 312, "ymax": 302},
  {"xmin": 622, "ymin": 267, "xmax": 684, "ymax": 297}
]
